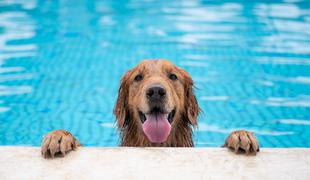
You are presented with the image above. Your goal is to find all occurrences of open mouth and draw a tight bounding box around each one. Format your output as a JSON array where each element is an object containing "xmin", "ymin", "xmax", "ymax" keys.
[
  {"xmin": 139, "ymin": 108, "xmax": 175, "ymax": 124},
  {"xmin": 139, "ymin": 108, "xmax": 175, "ymax": 143}
]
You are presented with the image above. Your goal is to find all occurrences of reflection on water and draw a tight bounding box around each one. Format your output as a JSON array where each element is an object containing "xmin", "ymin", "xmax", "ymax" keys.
[
  {"xmin": 277, "ymin": 119, "xmax": 310, "ymax": 125},
  {"xmin": 254, "ymin": 2, "xmax": 310, "ymax": 55},
  {"xmin": 198, "ymin": 123, "xmax": 294, "ymax": 136},
  {"xmin": 255, "ymin": 56, "xmax": 310, "ymax": 65},
  {"xmin": 0, "ymin": 2, "xmax": 36, "ymax": 122},
  {"xmin": 0, "ymin": 0, "xmax": 309, "ymax": 147},
  {"xmin": 251, "ymin": 96, "xmax": 310, "ymax": 107}
]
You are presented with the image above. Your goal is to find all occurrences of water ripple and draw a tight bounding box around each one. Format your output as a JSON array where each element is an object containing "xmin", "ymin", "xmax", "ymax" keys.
[
  {"xmin": 277, "ymin": 119, "xmax": 310, "ymax": 125},
  {"xmin": 250, "ymin": 96, "xmax": 310, "ymax": 107},
  {"xmin": 198, "ymin": 124, "xmax": 294, "ymax": 136}
]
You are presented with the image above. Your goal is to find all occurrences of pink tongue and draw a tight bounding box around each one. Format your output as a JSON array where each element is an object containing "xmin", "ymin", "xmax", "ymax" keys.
[{"xmin": 142, "ymin": 113, "xmax": 171, "ymax": 143}]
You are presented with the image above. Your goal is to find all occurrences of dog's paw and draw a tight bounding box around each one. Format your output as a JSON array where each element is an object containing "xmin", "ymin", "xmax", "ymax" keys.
[
  {"xmin": 224, "ymin": 130, "xmax": 259, "ymax": 155},
  {"xmin": 41, "ymin": 130, "xmax": 81, "ymax": 158}
]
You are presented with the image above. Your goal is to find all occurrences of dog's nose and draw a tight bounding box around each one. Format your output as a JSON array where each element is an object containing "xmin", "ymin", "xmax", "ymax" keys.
[{"xmin": 146, "ymin": 85, "xmax": 166, "ymax": 100}]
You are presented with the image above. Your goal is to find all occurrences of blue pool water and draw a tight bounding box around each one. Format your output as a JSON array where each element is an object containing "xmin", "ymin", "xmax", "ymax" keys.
[{"xmin": 0, "ymin": 0, "xmax": 309, "ymax": 147}]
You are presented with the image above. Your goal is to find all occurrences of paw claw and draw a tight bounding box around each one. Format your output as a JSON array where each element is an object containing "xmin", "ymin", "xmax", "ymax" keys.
[
  {"xmin": 224, "ymin": 130, "xmax": 259, "ymax": 155},
  {"xmin": 41, "ymin": 130, "xmax": 81, "ymax": 159}
]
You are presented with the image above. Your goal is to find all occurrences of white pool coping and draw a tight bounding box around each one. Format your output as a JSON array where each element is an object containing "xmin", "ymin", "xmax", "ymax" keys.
[{"xmin": 0, "ymin": 147, "xmax": 309, "ymax": 180}]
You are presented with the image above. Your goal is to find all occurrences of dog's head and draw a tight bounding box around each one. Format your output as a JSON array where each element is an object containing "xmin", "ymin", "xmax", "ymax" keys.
[{"xmin": 114, "ymin": 60, "xmax": 200, "ymax": 144}]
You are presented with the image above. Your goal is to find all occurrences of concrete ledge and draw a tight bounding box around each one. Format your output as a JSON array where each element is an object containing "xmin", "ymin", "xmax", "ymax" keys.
[{"xmin": 0, "ymin": 147, "xmax": 310, "ymax": 180}]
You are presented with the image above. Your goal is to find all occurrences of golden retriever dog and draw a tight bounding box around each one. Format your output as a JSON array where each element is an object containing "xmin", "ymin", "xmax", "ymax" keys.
[{"xmin": 41, "ymin": 59, "xmax": 259, "ymax": 158}]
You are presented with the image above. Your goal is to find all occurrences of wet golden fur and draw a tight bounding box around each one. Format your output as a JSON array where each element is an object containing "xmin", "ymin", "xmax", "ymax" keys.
[
  {"xmin": 113, "ymin": 59, "xmax": 200, "ymax": 147},
  {"xmin": 41, "ymin": 59, "xmax": 259, "ymax": 158}
]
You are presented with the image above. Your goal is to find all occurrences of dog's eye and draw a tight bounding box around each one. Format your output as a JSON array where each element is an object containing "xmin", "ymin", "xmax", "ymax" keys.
[
  {"xmin": 134, "ymin": 74, "xmax": 143, "ymax": 81},
  {"xmin": 169, "ymin": 73, "xmax": 178, "ymax": 81}
]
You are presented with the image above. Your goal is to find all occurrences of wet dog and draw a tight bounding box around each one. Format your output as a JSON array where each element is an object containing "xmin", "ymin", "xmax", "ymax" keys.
[{"xmin": 41, "ymin": 60, "xmax": 259, "ymax": 158}]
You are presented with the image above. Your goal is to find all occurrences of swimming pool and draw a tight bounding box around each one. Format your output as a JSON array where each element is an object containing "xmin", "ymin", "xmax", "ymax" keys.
[{"xmin": 0, "ymin": 0, "xmax": 309, "ymax": 147}]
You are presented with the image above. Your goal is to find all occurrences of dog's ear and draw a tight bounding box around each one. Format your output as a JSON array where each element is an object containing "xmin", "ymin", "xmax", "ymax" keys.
[
  {"xmin": 178, "ymin": 67, "xmax": 200, "ymax": 127},
  {"xmin": 114, "ymin": 70, "xmax": 132, "ymax": 129}
]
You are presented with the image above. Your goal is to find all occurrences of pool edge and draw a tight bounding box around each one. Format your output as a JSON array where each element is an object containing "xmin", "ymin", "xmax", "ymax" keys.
[{"xmin": 1, "ymin": 146, "xmax": 310, "ymax": 179}]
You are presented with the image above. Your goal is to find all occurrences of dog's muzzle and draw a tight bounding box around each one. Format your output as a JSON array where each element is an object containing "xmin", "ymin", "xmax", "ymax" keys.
[{"xmin": 138, "ymin": 84, "xmax": 176, "ymax": 143}]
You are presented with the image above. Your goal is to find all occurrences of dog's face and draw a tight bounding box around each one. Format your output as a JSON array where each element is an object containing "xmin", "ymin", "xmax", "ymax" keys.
[{"xmin": 114, "ymin": 60, "xmax": 199, "ymax": 144}]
